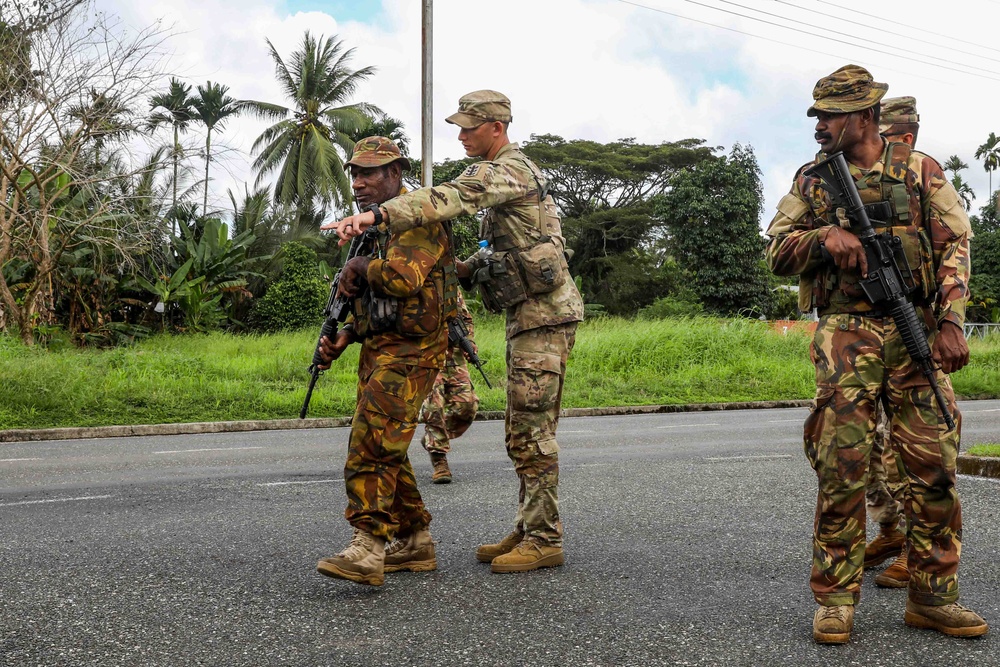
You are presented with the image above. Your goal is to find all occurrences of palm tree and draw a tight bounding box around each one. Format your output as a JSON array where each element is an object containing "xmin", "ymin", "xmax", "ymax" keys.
[
  {"xmin": 242, "ymin": 32, "xmax": 378, "ymax": 215},
  {"xmin": 974, "ymin": 132, "xmax": 1000, "ymax": 196},
  {"xmin": 346, "ymin": 113, "xmax": 410, "ymax": 155},
  {"xmin": 942, "ymin": 155, "xmax": 976, "ymax": 211},
  {"xmin": 149, "ymin": 78, "xmax": 197, "ymax": 216},
  {"xmin": 192, "ymin": 81, "xmax": 242, "ymax": 214}
]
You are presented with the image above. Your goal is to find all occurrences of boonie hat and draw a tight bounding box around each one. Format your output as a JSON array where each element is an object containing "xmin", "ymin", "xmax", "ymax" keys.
[
  {"xmin": 445, "ymin": 90, "xmax": 512, "ymax": 128},
  {"xmin": 345, "ymin": 136, "xmax": 411, "ymax": 171},
  {"xmin": 807, "ymin": 64, "xmax": 888, "ymax": 117},
  {"xmin": 879, "ymin": 96, "xmax": 919, "ymax": 134}
]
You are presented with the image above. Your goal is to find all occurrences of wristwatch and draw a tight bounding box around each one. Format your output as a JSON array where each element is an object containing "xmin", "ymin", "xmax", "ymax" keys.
[{"xmin": 365, "ymin": 203, "xmax": 384, "ymax": 226}]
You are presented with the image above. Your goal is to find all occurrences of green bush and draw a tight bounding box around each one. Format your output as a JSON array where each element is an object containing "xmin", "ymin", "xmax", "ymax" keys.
[
  {"xmin": 638, "ymin": 293, "xmax": 704, "ymax": 319},
  {"xmin": 250, "ymin": 242, "xmax": 328, "ymax": 332}
]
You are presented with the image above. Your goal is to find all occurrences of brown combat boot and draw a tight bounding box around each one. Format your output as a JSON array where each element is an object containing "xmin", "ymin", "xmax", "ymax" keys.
[
  {"xmin": 904, "ymin": 599, "xmax": 989, "ymax": 637},
  {"xmin": 813, "ymin": 605, "xmax": 854, "ymax": 644},
  {"xmin": 864, "ymin": 526, "xmax": 905, "ymax": 568},
  {"xmin": 430, "ymin": 453, "xmax": 452, "ymax": 484},
  {"xmin": 875, "ymin": 550, "xmax": 909, "ymax": 588},
  {"xmin": 490, "ymin": 539, "xmax": 564, "ymax": 573},
  {"xmin": 384, "ymin": 528, "xmax": 437, "ymax": 573},
  {"xmin": 475, "ymin": 530, "xmax": 525, "ymax": 563},
  {"xmin": 316, "ymin": 529, "xmax": 386, "ymax": 586}
]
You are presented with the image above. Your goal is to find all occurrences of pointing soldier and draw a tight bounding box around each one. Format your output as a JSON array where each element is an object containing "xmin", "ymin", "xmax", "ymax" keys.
[
  {"xmin": 326, "ymin": 91, "xmax": 584, "ymax": 573},
  {"xmin": 765, "ymin": 66, "xmax": 987, "ymax": 643}
]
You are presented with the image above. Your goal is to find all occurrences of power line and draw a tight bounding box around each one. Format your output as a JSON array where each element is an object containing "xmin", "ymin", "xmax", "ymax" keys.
[
  {"xmin": 675, "ymin": 0, "xmax": 1000, "ymax": 81},
  {"xmin": 771, "ymin": 0, "xmax": 1000, "ymax": 67},
  {"xmin": 799, "ymin": 0, "xmax": 1000, "ymax": 57},
  {"xmin": 611, "ymin": 0, "xmax": 956, "ymax": 87}
]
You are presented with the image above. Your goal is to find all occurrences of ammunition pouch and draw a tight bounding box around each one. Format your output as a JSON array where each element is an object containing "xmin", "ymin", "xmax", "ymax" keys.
[
  {"xmin": 364, "ymin": 291, "xmax": 399, "ymax": 333},
  {"xmin": 477, "ymin": 251, "xmax": 529, "ymax": 314}
]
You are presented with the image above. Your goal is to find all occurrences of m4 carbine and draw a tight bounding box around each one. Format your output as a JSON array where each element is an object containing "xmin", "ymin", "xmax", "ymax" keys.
[
  {"xmin": 448, "ymin": 317, "xmax": 491, "ymax": 388},
  {"xmin": 299, "ymin": 228, "xmax": 377, "ymax": 419},
  {"xmin": 804, "ymin": 151, "xmax": 955, "ymax": 431}
]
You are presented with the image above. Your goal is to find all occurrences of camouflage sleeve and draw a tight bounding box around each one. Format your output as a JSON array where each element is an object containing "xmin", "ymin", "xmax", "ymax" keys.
[
  {"xmin": 764, "ymin": 174, "xmax": 829, "ymax": 276},
  {"xmin": 380, "ymin": 160, "xmax": 532, "ymax": 233},
  {"xmin": 921, "ymin": 157, "xmax": 972, "ymax": 329},
  {"xmin": 367, "ymin": 223, "xmax": 446, "ymax": 298}
]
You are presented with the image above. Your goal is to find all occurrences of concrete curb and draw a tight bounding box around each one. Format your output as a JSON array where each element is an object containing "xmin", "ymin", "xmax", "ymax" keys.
[
  {"xmin": 1, "ymin": 400, "xmax": 813, "ymax": 444},
  {"xmin": 958, "ymin": 455, "xmax": 1000, "ymax": 479}
]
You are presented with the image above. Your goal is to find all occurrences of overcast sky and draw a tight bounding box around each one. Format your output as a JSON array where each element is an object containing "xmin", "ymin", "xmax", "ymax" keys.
[{"xmin": 94, "ymin": 0, "xmax": 1000, "ymax": 227}]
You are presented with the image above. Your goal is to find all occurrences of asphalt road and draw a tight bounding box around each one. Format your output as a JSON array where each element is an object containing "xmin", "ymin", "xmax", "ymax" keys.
[{"xmin": 2, "ymin": 401, "xmax": 1000, "ymax": 666}]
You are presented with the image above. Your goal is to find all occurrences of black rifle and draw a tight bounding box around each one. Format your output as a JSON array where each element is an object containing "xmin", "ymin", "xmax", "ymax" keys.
[
  {"xmin": 804, "ymin": 151, "xmax": 955, "ymax": 431},
  {"xmin": 448, "ymin": 317, "xmax": 491, "ymax": 388},
  {"xmin": 299, "ymin": 228, "xmax": 377, "ymax": 419}
]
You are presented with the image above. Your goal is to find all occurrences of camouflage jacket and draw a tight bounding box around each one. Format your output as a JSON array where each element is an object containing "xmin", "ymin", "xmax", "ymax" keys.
[
  {"xmin": 765, "ymin": 142, "xmax": 972, "ymax": 328},
  {"xmin": 381, "ymin": 142, "xmax": 584, "ymax": 338},
  {"xmin": 353, "ymin": 190, "xmax": 450, "ymax": 372}
]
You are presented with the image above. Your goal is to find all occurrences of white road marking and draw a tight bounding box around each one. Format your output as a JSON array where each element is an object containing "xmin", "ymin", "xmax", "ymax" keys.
[
  {"xmin": 153, "ymin": 446, "xmax": 263, "ymax": 455},
  {"xmin": 257, "ymin": 479, "xmax": 343, "ymax": 487},
  {"xmin": 963, "ymin": 409, "xmax": 1000, "ymax": 413},
  {"xmin": 657, "ymin": 423, "xmax": 720, "ymax": 429},
  {"xmin": 0, "ymin": 494, "xmax": 114, "ymax": 507},
  {"xmin": 768, "ymin": 419, "xmax": 803, "ymax": 423},
  {"xmin": 705, "ymin": 454, "xmax": 794, "ymax": 462},
  {"xmin": 0, "ymin": 458, "xmax": 43, "ymax": 462}
]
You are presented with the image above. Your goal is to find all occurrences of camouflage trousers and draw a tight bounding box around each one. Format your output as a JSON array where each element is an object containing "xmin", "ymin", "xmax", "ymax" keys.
[
  {"xmin": 419, "ymin": 351, "xmax": 480, "ymax": 455},
  {"xmin": 865, "ymin": 404, "xmax": 909, "ymax": 530},
  {"xmin": 344, "ymin": 354, "xmax": 439, "ymax": 541},
  {"xmin": 805, "ymin": 314, "xmax": 962, "ymax": 607},
  {"xmin": 506, "ymin": 323, "xmax": 577, "ymax": 547}
]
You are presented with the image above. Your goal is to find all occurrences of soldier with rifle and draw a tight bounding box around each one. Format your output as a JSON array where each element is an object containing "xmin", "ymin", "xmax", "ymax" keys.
[
  {"xmin": 311, "ymin": 136, "xmax": 454, "ymax": 587},
  {"xmin": 765, "ymin": 65, "xmax": 987, "ymax": 643}
]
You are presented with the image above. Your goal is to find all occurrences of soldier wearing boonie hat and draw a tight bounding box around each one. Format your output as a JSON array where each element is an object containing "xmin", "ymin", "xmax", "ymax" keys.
[
  {"xmin": 878, "ymin": 96, "xmax": 920, "ymax": 147},
  {"xmin": 765, "ymin": 64, "xmax": 986, "ymax": 644},
  {"xmin": 324, "ymin": 91, "xmax": 584, "ymax": 575},
  {"xmin": 314, "ymin": 134, "xmax": 452, "ymax": 587}
]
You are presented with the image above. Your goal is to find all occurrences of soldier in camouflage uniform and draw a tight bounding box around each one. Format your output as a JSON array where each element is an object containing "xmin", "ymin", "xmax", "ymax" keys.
[
  {"xmin": 315, "ymin": 137, "xmax": 450, "ymax": 587},
  {"xmin": 765, "ymin": 65, "xmax": 987, "ymax": 643},
  {"xmin": 863, "ymin": 97, "xmax": 922, "ymax": 588},
  {"xmin": 326, "ymin": 91, "xmax": 585, "ymax": 574},
  {"xmin": 419, "ymin": 289, "xmax": 480, "ymax": 484}
]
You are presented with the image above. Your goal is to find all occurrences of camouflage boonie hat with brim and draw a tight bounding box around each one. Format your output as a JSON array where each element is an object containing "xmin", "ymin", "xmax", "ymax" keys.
[
  {"xmin": 879, "ymin": 96, "xmax": 919, "ymax": 133},
  {"xmin": 445, "ymin": 90, "xmax": 512, "ymax": 128},
  {"xmin": 345, "ymin": 136, "xmax": 411, "ymax": 171},
  {"xmin": 806, "ymin": 64, "xmax": 888, "ymax": 117}
]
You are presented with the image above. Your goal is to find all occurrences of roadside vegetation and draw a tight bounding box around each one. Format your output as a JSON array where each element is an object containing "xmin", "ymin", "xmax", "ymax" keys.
[
  {"xmin": 967, "ymin": 444, "xmax": 1000, "ymax": 457},
  {"xmin": 2, "ymin": 319, "xmax": 998, "ymax": 430}
]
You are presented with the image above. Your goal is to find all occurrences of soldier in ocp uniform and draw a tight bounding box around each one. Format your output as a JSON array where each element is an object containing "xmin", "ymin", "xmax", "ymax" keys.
[
  {"xmin": 314, "ymin": 137, "xmax": 452, "ymax": 586},
  {"xmin": 765, "ymin": 65, "xmax": 987, "ymax": 643},
  {"xmin": 863, "ymin": 97, "xmax": 921, "ymax": 588},
  {"xmin": 327, "ymin": 91, "xmax": 585, "ymax": 574},
  {"xmin": 419, "ymin": 289, "xmax": 480, "ymax": 484}
]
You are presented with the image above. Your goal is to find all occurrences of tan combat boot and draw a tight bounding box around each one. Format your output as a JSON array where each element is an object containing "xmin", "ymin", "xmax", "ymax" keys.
[
  {"xmin": 813, "ymin": 605, "xmax": 854, "ymax": 644},
  {"xmin": 316, "ymin": 529, "xmax": 386, "ymax": 586},
  {"xmin": 490, "ymin": 539, "xmax": 564, "ymax": 573},
  {"xmin": 384, "ymin": 528, "xmax": 437, "ymax": 573},
  {"xmin": 875, "ymin": 550, "xmax": 909, "ymax": 588},
  {"xmin": 475, "ymin": 530, "xmax": 525, "ymax": 563},
  {"xmin": 430, "ymin": 453, "xmax": 452, "ymax": 484},
  {"xmin": 864, "ymin": 526, "xmax": 905, "ymax": 568},
  {"xmin": 904, "ymin": 599, "xmax": 989, "ymax": 637}
]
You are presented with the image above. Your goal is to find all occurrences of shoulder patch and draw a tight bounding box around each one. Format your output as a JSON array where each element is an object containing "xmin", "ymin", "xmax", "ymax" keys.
[{"xmin": 461, "ymin": 164, "xmax": 481, "ymax": 178}]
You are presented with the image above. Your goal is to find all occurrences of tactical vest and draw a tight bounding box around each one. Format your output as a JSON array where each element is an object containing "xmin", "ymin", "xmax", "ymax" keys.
[
  {"xmin": 802, "ymin": 141, "xmax": 937, "ymax": 314},
  {"xmin": 477, "ymin": 150, "xmax": 571, "ymax": 313}
]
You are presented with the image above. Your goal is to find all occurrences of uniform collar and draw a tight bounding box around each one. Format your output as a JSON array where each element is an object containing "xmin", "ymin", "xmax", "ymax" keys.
[{"xmin": 492, "ymin": 142, "xmax": 519, "ymax": 160}]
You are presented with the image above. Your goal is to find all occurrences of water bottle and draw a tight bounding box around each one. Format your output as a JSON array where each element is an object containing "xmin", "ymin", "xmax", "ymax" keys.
[{"xmin": 477, "ymin": 239, "xmax": 493, "ymax": 260}]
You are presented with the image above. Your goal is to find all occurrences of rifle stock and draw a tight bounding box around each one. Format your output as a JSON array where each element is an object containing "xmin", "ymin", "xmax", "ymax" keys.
[{"xmin": 804, "ymin": 152, "xmax": 955, "ymax": 431}]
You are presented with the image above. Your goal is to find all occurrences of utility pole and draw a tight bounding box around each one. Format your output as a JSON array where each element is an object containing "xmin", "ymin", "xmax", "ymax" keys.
[{"xmin": 421, "ymin": 0, "xmax": 433, "ymax": 188}]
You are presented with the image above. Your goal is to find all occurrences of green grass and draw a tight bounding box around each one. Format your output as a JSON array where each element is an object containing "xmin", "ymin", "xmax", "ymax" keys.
[
  {"xmin": 967, "ymin": 444, "xmax": 1000, "ymax": 457},
  {"xmin": 2, "ymin": 317, "xmax": 999, "ymax": 430}
]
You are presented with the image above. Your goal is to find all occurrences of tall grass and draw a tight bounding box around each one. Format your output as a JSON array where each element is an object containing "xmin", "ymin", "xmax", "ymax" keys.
[{"xmin": 2, "ymin": 318, "xmax": 998, "ymax": 430}]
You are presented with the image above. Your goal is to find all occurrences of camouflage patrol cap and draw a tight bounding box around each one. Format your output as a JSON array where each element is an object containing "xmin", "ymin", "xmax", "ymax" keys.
[
  {"xmin": 806, "ymin": 64, "xmax": 888, "ymax": 117},
  {"xmin": 445, "ymin": 90, "xmax": 512, "ymax": 128},
  {"xmin": 345, "ymin": 136, "xmax": 411, "ymax": 171},
  {"xmin": 878, "ymin": 96, "xmax": 919, "ymax": 133}
]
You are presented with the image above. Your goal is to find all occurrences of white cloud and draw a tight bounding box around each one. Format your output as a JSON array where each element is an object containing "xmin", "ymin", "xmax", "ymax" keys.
[{"xmin": 95, "ymin": 0, "xmax": 1000, "ymax": 224}]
